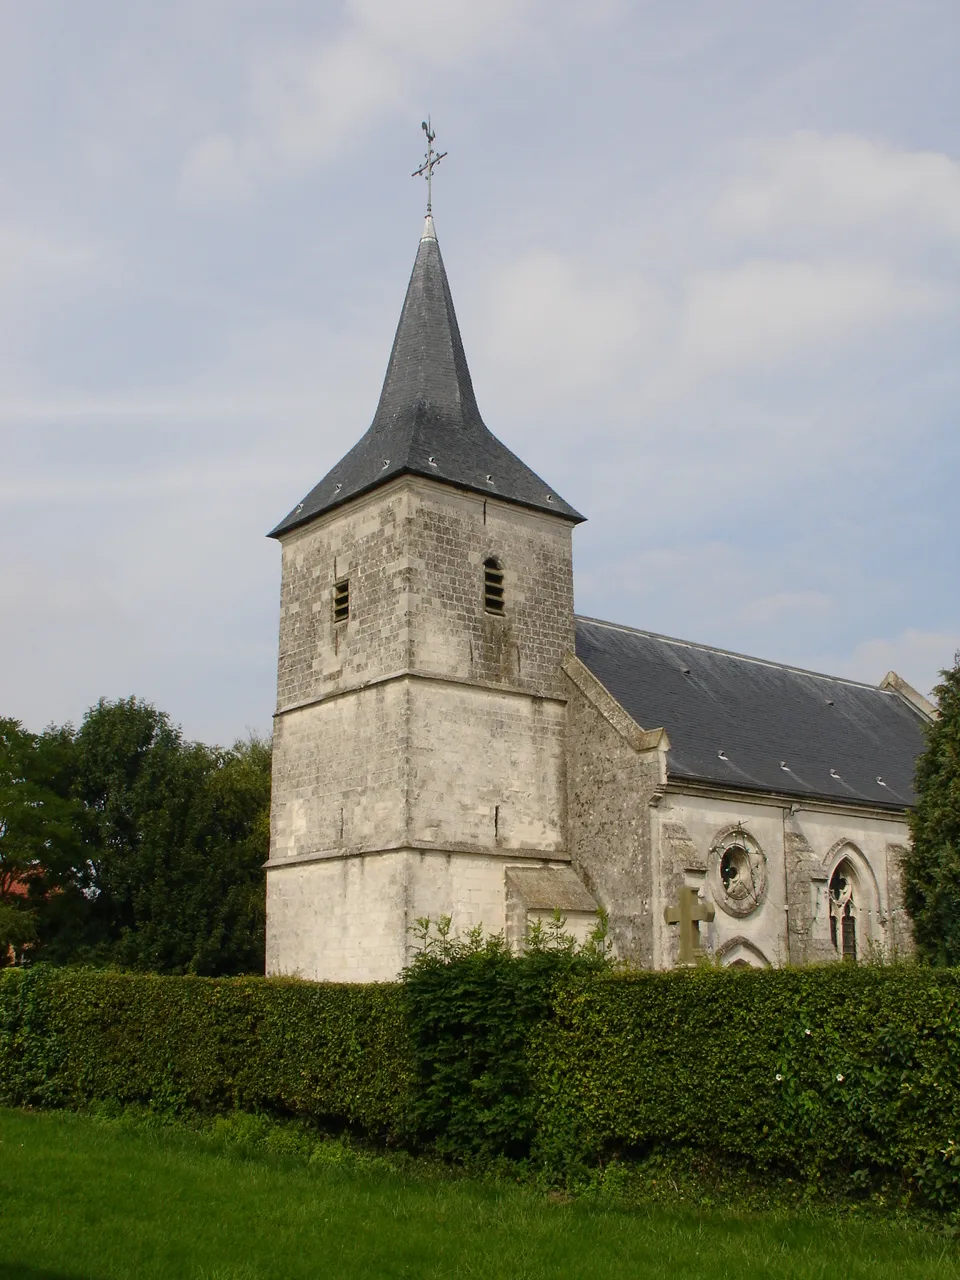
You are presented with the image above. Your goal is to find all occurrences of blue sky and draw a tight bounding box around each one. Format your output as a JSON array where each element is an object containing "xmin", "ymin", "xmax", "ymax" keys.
[{"xmin": 2, "ymin": 0, "xmax": 958, "ymax": 744}]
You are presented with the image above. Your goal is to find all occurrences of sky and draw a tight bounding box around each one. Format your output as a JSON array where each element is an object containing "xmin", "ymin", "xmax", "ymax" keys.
[{"xmin": 1, "ymin": 0, "xmax": 958, "ymax": 745}]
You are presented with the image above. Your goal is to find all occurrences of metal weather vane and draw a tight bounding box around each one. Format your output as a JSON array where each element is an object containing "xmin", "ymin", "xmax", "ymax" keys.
[{"xmin": 412, "ymin": 117, "xmax": 446, "ymax": 214}]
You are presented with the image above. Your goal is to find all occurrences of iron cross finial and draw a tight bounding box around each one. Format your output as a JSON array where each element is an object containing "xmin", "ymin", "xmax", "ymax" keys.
[{"xmin": 412, "ymin": 117, "xmax": 447, "ymax": 215}]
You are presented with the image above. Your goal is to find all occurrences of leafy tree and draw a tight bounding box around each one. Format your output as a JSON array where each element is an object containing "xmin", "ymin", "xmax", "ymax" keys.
[
  {"xmin": 36, "ymin": 698, "xmax": 270, "ymax": 976},
  {"xmin": 0, "ymin": 717, "xmax": 83, "ymax": 905},
  {"xmin": 403, "ymin": 912, "xmax": 613, "ymax": 1160},
  {"xmin": 0, "ymin": 901, "xmax": 37, "ymax": 966},
  {"xmin": 904, "ymin": 653, "xmax": 960, "ymax": 964}
]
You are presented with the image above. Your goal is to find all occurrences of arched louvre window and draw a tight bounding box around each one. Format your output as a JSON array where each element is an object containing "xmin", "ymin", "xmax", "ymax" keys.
[
  {"xmin": 483, "ymin": 558, "xmax": 504, "ymax": 615},
  {"xmin": 333, "ymin": 578, "xmax": 350, "ymax": 623}
]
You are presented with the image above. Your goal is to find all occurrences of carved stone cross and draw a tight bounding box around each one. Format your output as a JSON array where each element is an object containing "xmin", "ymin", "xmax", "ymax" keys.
[{"xmin": 664, "ymin": 886, "xmax": 715, "ymax": 965}]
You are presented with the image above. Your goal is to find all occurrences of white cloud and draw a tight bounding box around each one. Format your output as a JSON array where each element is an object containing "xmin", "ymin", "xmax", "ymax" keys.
[
  {"xmin": 715, "ymin": 132, "xmax": 960, "ymax": 244},
  {"xmin": 479, "ymin": 132, "xmax": 960, "ymax": 414},
  {"xmin": 576, "ymin": 542, "xmax": 823, "ymax": 635},
  {"xmin": 347, "ymin": 0, "xmax": 535, "ymax": 62},
  {"xmin": 681, "ymin": 259, "xmax": 945, "ymax": 374},
  {"xmin": 737, "ymin": 590, "xmax": 832, "ymax": 627},
  {"xmin": 179, "ymin": 0, "xmax": 588, "ymax": 201},
  {"xmin": 481, "ymin": 249, "xmax": 655, "ymax": 399},
  {"xmin": 841, "ymin": 628, "xmax": 960, "ymax": 699},
  {"xmin": 0, "ymin": 392, "xmax": 324, "ymax": 426},
  {"xmin": 0, "ymin": 225, "xmax": 96, "ymax": 283},
  {"xmin": 1, "ymin": 559, "xmax": 118, "ymax": 626},
  {"xmin": 179, "ymin": 134, "xmax": 254, "ymax": 204}
]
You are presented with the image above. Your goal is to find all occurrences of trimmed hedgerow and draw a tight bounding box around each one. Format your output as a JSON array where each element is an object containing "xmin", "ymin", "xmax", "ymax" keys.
[
  {"xmin": 3, "ymin": 956, "xmax": 960, "ymax": 1211},
  {"xmin": 529, "ymin": 965, "xmax": 960, "ymax": 1209},
  {"xmin": 0, "ymin": 966, "xmax": 412, "ymax": 1138}
]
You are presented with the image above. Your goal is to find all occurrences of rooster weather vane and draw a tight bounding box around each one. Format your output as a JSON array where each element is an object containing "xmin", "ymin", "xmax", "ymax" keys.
[{"xmin": 412, "ymin": 118, "xmax": 446, "ymax": 215}]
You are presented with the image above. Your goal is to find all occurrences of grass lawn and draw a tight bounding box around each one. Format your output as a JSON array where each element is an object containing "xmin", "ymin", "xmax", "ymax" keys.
[{"xmin": 0, "ymin": 1109, "xmax": 958, "ymax": 1280}]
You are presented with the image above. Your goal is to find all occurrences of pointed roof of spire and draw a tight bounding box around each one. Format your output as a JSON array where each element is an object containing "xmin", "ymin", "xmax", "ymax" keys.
[{"xmin": 269, "ymin": 216, "xmax": 583, "ymax": 537}]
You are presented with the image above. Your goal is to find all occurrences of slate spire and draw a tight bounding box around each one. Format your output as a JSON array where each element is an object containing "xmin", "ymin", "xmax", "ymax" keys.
[{"xmin": 270, "ymin": 216, "xmax": 583, "ymax": 537}]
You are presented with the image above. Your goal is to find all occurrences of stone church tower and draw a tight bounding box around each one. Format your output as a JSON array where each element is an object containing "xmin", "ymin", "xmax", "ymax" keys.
[
  {"xmin": 266, "ymin": 205, "xmax": 928, "ymax": 980},
  {"xmin": 265, "ymin": 214, "xmax": 591, "ymax": 981}
]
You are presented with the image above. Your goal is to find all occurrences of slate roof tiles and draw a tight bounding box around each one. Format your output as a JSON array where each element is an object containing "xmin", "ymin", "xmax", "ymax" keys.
[
  {"xmin": 270, "ymin": 215, "xmax": 582, "ymax": 537},
  {"xmin": 575, "ymin": 616, "xmax": 929, "ymax": 809}
]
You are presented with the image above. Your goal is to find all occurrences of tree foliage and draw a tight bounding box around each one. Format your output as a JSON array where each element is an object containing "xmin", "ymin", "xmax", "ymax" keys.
[
  {"xmin": 403, "ymin": 913, "xmax": 613, "ymax": 1161},
  {"xmin": 2, "ymin": 699, "xmax": 270, "ymax": 975},
  {"xmin": 905, "ymin": 654, "xmax": 960, "ymax": 965},
  {"xmin": 0, "ymin": 717, "xmax": 84, "ymax": 914},
  {"xmin": 0, "ymin": 901, "xmax": 37, "ymax": 965}
]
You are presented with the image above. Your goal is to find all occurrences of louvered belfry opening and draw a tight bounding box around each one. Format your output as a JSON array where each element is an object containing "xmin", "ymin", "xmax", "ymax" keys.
[
  {"xmin": 484, "ymin": 559, "xmax": 504, "ymax": 615},
  {"xmin": 333, "ymin": 579, "xmax": 350, "ymax": 623}
]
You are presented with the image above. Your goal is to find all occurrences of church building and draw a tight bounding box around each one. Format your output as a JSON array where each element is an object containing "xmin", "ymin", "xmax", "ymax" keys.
[{"xmin": 264, "ymin": 206, "xmax": 933, "ymax": 980}]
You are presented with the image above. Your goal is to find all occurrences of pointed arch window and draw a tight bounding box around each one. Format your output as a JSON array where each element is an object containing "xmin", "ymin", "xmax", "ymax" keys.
[
  {"xmin": 829, "ymin": 862, "xmax": 858, "ymax": 961},
  {"xmin": 483, "ymin": 558, "xmax": 505, "ymax": 615}
]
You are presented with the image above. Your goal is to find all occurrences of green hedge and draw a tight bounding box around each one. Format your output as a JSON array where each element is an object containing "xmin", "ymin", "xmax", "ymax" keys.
[
  {"xmin": 531, "ymin": 966, "xmax": 960, "ymax": 1208},
  {"xmin": 3, "ymin": 961, "xmax": 960, "ymax": 1211},
  {"xmin": 0, "ymin": 966, "xmax": 412, "ymax": 1139}
]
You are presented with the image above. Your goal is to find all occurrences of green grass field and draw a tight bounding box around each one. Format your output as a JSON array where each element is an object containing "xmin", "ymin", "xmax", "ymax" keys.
[{"xmin": 0, "ymin": 1109, "xmax": 958, "ymax": 1280}]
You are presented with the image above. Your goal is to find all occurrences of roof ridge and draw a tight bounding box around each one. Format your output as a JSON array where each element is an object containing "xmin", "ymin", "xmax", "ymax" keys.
[{"xmin": 574, "ymin": 614, "xmax": 894, "ymax": 693}]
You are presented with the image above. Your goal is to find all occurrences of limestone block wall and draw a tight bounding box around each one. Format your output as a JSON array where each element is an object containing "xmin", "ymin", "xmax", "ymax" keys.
[
  {"xmin": 275, "ymin": 483, "xmax": 412, "ymax": 712},
  {"xmin": 654, "ymin": 789, "xmax": 914, "ymax": 968},
  {"xmin": 267, "ymin": 475, "xmax": 579, "ymax": 981},
  {"xmin": 401, "ymin": 851, "xmax": 586, "ymax": 969},
  {"xmin": 404, "ymin": 480, "xmax": 575, "ymax": 698},
  {"xmin": 266, "ymin": 847, "xmax": 563, "ymax": 981},
  {"xmin": 563, "ymin": 658, "xmax": 666, "ymax": 968},
  {"xmin": 654, "ymin": 794, "xmax": 791, "ymax": 969},
  {"xmin": 265, "ymin": 853, "xmax": 409, "ymax": 981},
  {"xmin": 407, "ymin": 679, "xmax": 567, "ymax": 855},
  {"xmin": 274, "ymin": 477, "xmax": 576, "ymax": 714},
  {"xmin": 778, "ymin": 805, "xmax": 913, "ymax": 964},
  {"xmin": 270, "ymin": 681, "xmax": 408, "ymax": 863},
  {"xmin": 404, "ymin": 849, "xmax": 540, "ymax": 942}
]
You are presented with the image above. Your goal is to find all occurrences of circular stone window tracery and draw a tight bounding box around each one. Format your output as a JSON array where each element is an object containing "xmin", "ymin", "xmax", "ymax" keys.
[{"xmin": 710, "ymin": 826, "xmax": 768, "ymax": 918}]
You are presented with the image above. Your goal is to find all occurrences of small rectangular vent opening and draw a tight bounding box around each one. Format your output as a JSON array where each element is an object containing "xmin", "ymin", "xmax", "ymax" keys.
[
  {"xmin": 484, "ymin": 559, "xmax": 504, "ymax": 615},
  {"xmin": 333, "ymin": 578, "xmax": 350, "ymax": 623}
]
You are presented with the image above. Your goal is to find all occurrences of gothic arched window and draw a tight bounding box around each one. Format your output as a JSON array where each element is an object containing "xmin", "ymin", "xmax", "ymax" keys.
[{"xmin": 829, "ymin": 861, "xmax": 858, "ymax": 961}]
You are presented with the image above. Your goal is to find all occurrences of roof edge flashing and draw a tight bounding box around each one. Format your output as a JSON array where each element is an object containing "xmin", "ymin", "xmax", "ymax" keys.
[
  {"xmin": 268, "ymin": 467, "xmax": 585, "ymax": 539},
  {"xmin": 562, "ymin": 653, "xmax": 668, "ymax": 755},
  {"xmin": 663, "ymin": 774, "xmax": 911, "ymax": 816},
  {"xmin": 880, "ymin": 670, "xmax": 938, "ymax": 722}
]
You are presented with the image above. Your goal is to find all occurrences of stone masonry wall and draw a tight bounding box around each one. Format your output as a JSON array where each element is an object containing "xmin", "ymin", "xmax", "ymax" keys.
[
  {"xmin": 563, "ymin": 661, "xmax": 664, "ymax": 967},
  {"xmin": 275, "ymin": 483, "xmax": 411, "ymax": 713},
  {"xmin": 407, "ymin": 679, "xmax": 567, "ymax": 855},
  {"xmin": 266, "ymin": 847, "xmax": 560, "ymax": 981},
  {"xmin": 269, "ymin": 681, "xmax": 408, "ymax": 863},
  {"xmin": 274, "ymin": 477, "xmax": 576, "ymax": 714},
  {"xmin": 267, "ymin": 475, "xmax": 578, "ymax": 980},
  {"xmin": 654, "ymin": 791, "xmax": 914, "ymax": 968},
  {"xmin": 405, "ymin": 479, "xmax": 575, "ymax": 699},
  {"xmin": 265, "ymin": 853, "xmax": 409, "ymax": 981}
]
